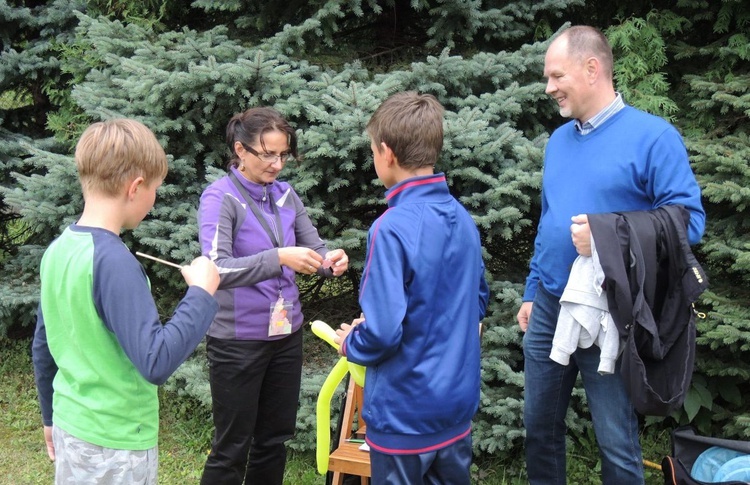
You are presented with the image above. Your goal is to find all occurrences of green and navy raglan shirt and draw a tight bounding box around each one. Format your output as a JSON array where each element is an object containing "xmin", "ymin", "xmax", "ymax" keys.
[{"xmin": 32, "ymin": 225, "xmax": 218, "ymax": 450}]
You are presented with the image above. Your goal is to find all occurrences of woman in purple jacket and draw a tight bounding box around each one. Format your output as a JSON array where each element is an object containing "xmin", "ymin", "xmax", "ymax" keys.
[{"xmin": 198, "ymin": 107, "xmax": 348, "ymax": 485}]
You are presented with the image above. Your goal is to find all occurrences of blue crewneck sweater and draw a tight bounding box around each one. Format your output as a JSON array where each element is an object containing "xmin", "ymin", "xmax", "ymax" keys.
[{"xmin": 523, "ymin": 106, "xmax": 705, "ymax": 301}]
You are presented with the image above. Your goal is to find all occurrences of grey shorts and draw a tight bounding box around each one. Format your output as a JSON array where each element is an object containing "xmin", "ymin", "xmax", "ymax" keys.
[{"xmin": 52, "ymin": 426, "xmax": 158, "ymax": 485}]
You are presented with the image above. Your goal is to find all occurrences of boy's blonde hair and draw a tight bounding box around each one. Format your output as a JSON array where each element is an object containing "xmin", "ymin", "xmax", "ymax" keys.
[
  {"xmin": 366, "ymin": 91, "xmax": 444, "ymax": 170},
  {"xmin": 75, "ymin": 119, "xmax": 168, "ymax": 197}
]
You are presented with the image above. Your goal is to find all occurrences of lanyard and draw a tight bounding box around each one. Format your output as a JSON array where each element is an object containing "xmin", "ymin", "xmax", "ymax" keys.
[{"xmin": 229, "ymin": 172, "xmax": 284, "ymax": 248}]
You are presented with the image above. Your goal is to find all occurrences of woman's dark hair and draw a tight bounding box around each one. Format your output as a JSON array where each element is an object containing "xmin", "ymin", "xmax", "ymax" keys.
[{"xmin": 225, "ymin": 107, "xmax": 299, "ymax": 169}]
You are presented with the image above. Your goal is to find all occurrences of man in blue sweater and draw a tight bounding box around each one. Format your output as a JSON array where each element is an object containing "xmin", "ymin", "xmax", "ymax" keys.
[
  {"xmin": 335, "ymin": 91, "xmax": 489, "ymax": 485},
  {"xmin": 516, "ymin": 26, "xmax": 705, "ymax": 484}
]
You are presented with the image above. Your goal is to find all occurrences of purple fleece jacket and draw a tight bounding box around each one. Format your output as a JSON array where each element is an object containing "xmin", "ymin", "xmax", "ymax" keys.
[{"xmin": 198, "ymin": 166, "xmax": 331, "ymax": 340}]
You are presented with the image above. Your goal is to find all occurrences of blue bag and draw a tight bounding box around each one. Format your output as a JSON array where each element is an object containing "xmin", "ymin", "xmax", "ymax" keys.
[{"xmin": 663, "ymin": 427, "xmax": 750, "ymax": 485}]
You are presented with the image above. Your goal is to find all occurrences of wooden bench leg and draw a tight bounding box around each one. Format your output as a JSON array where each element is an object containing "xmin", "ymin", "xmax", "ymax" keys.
[
  {"xmin": 331, "ymin": 471, "xmax": 369, "ymax": 485},
  {"xmin": 332, "ymin": 470, "xmax": 343, "ymax": 485},
  {"xmin": 328, "ymin": 379, "xmax": 370, "ymax": 483}
]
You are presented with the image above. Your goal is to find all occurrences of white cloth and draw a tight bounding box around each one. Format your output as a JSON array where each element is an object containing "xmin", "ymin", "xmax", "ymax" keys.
[{"xmin": 550, "ymin": 237, "xmax": 621, "ymax": 375}]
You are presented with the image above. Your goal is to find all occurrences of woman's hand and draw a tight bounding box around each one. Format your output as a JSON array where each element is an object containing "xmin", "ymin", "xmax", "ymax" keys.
[
  {"xmin": 278, "ymin": 247, "xmax": 324, "ymax": 274},
  {"xmin": 324, "ymin": 249, "xmax": 349, "ymax": 276}
]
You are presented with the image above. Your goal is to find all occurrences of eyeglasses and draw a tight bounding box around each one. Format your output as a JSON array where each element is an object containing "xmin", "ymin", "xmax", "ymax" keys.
[{"xmin": 243, "ymin": 144, "xmax": 291, "ymax": 164}]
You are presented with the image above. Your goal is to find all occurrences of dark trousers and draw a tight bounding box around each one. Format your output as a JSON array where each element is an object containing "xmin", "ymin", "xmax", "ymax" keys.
[
  {"xmin": 200, "ymin": 330, "xmax": 303, "ymax": 485},
  {"xmin": 369, "ymin": 434, "xmax": 472, "ymax": 485}
]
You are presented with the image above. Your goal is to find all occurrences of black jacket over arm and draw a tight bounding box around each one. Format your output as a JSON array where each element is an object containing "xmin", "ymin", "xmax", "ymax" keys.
[{"xmin": 588, "ymin": 205, "xmax": 708, "ymax": 416}]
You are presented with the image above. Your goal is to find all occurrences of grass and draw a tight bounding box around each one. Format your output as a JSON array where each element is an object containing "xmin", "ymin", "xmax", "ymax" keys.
[
  {"xmin": 0, "ymin": 338, "xmax": 55, "ymax": 484},
  {"xmin": 0, "ymin": 336, "xmax": 327, "ymax": 484},
  {"xmin": 1, "ymin": 335, "xmax": 670, "ymax": 484}
]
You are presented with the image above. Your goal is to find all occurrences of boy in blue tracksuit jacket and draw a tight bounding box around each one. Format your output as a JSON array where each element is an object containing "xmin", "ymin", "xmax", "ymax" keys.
[{"xmin": 335, "ymin": 91, "xmax": 489, "ymax": 485}]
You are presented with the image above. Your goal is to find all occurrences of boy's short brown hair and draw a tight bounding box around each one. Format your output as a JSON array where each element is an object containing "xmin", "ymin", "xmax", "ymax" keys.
[
  {"xmin": 366, "ymin": 91, "xmax": 444, "ymax": 170},
  {"xmin": 75, "ymin": 119, "xmax": 168, "ymax": 197}
]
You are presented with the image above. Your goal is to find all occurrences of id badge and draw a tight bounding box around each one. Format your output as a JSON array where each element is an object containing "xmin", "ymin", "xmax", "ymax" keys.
[{"xmin": 268, "ymin": 296, "xmax": 293, "ymax": 336}]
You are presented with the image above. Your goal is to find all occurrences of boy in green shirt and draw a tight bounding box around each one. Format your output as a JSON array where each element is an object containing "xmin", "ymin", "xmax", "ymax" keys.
[{"xmin": 32, "ymin": 119, "xmax": 219, "ymax": 484}]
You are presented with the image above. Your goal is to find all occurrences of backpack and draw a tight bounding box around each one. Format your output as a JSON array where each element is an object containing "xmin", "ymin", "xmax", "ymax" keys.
[{"xmin": 663, "ymin": 426, "xmax": 750, "ymax": 484}]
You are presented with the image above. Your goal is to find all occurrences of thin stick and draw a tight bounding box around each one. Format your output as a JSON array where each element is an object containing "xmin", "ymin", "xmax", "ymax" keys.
[{"xmin": 135, "ymin": 251, "xmax": 183, "ymax": 270}]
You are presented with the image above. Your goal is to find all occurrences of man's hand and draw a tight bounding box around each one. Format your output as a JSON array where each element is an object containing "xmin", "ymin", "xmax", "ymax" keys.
[
  {"xmin": 570, "ymin": 214, "xmax": 592, "ymax": 256},
  {"xmin": 517, "ymin": 302, "xmax": 533, "ymax": 333}
]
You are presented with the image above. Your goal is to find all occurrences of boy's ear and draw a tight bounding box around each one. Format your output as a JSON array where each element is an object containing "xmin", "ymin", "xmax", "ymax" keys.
[
  {"xmin": 126, "ymin": 176, "xmax": 145, "ymax": 200},
  {"xmin": 381, "ymin": 142, "xmax": 397, "ymax": 166}
]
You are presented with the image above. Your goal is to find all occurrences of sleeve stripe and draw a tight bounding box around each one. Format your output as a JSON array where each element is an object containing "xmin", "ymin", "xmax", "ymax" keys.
[{"xmin": 359, "ymin": 208, "xmax": 392, "ymax": 298}]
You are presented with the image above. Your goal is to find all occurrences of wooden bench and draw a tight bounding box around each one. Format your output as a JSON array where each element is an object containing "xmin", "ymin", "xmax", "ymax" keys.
[
  {"xmin": 327, "ymin": 323, "xmax": 482, "ymax": 484},
  {"xmin": 328, "ymin": 378, "xmax": 370, "ymax": 485}
]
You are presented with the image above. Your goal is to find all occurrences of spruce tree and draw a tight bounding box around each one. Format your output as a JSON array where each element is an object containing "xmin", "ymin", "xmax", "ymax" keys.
[
  {"xmin": 666, "ymin": 0, "xmax": 750, "ymax": 438},
  {"xmin": 1, "ymin": 0, "xmax": 580, "ymax": 457},
  {"xmin": 0, "ymin": 0, "xmax": 84, "ymax": 332},
  {"xmin": 5, "ymin": 0, "xmax": 749, "ymax": 461}
]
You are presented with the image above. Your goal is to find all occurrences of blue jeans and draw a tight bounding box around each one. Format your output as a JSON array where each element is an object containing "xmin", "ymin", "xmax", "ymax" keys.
[{"xmin": 523, "ymin": 284, "xmax": 644, "ymax": 485}]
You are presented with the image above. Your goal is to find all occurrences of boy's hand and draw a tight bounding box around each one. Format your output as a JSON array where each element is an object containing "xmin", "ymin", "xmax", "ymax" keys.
[
  {"xmin": 181, "ymin": 256, "xmax": 220, "ymax": 295},
  {"xmin": 324, "ymin": 249, "xmax": 349, "ymax": 276},
  {"xmin": 335, "ymin": 323, "xmax": 354, "ymax": 355},
  {"xmin": 43, "ymin": 425, "xmax": 55, "ymax": 461},
  {"xmin": 334, "ymin": 313, "xmax": 364, "ymax": 355}
]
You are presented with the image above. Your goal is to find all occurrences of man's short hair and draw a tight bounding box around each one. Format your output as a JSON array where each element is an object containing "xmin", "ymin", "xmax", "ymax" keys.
[
  {"xmin": 366, "ymin": 91, "xmax": 444, "ymax": 170},
  {"xmin": 563, "ymin": 25, "xmax": 614, "ymax": 81},
  {"xmin": 75, "ymin": 119, "xmax": 168, "ymax": 196}
]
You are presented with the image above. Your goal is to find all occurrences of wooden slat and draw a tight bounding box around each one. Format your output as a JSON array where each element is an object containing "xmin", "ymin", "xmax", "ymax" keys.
[
  {"xmin": 330, "ymin": 379, "xmax": 370, "ymax": 484},
  {"xmin": 329, "ymin": 441, "xmax": 371, "ymax": 477}
]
